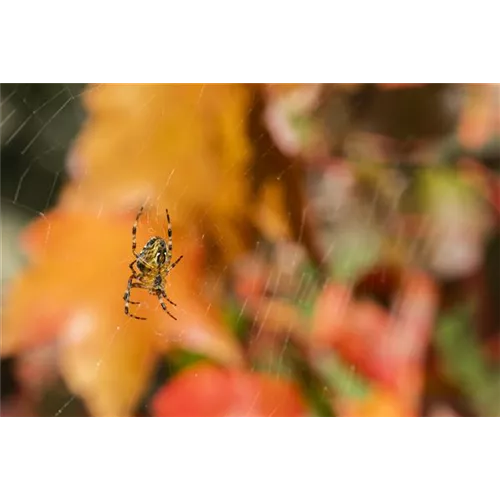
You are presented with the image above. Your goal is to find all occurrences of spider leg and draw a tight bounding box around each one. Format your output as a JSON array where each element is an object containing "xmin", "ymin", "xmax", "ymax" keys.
[
  {"xmin": 165, "ymin": 209, "xmax": 173, "ymax": 261},
  {"xmin": 125, "ymin": 263, "xmax": 142, "ymax": 303},
  {"xmin": 129, "ymin": 260, "xmax": 146, "ymax": 277},
  {"xmin": 165, "ymin": 254, "xmax": 184, "ymax": 274},
  {"xmin": 160, "ymin": 289, "xmax": 177, "ymax": 307},
  {"xmin": 132, "ymin": 205, "xmax": 144, "ymax": 257},
  {"xmin": 158, "ymin": 292, "xmax": 177, "ymax": 321},
  {"xmin": 127, "ymin": 311, "xmax": 147, "ymax": 320},
  {"xmin": 124, "ymin": 278, "xmax": 147, "ymax": 320}
]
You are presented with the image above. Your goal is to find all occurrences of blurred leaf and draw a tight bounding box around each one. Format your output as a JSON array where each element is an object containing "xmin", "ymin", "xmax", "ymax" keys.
[
  {"xmin": 313, "ymin": 352, "xmax": 370, "ymax": 401},
  {"xmin": 151, "ymin": 363, "xmax": 308, "ymax": 417},
  {"xmin": 434, "ymin": 306, "xmax": 500, "ymax": 416},
  {"xmin": 289, "ymin": 260, "xmax": 322, "ymax": 319},
  {"xmin": 286, "ymin": 344, "xmax": 334, "ymax": 417},
  {"xmin": 167, "ymin": 349, "xmax": 212, "ymax": 374},
  {"xmin": 221, "ymin": 296, "xmax": 252, "ymax": 343},
  {"xmin": 297, "ymin": 294, "xmax": 317, "ymax": 321},
  {"xmin": 65, "ymin": 84, "xmax": 255, "ymax": 267}
]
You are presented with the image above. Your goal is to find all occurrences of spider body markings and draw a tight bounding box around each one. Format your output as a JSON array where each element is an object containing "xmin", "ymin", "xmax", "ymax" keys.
[{"xmin": 124, "ymin": 206, "xmax": 183, "ymax": 321}]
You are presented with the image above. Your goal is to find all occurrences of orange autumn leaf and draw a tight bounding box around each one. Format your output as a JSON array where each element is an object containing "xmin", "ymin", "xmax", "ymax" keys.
[
  {"xmin": 2, "ymin": 208, "xmax": 244, "ymax": 416},
  {"xmin": 65, "ymin": 83, "xmax": 323, "ymax": 273},
  {"xmin": 59, "ymin": 307, "xmax": 159, "ymax": 417},
  {"xmin": 65, "ymin": 84, "xmax": 255, "ymax": 265},
  {"xmin": 151, "ymin": 363, "xmax": 308, "ymax": 417}
]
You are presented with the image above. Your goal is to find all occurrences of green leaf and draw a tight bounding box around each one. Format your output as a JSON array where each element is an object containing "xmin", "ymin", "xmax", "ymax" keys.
[
  {"xmin": 167, "ymin": 350, "xmax": 211, "ymax": 373},
  {"xmin": 314, "ymin": 352, "xmax": 370, "ymax": 401},
  {"xmin": 222, "ymin": 296, "xmax": 252, "ymax": 343},
  {"xmin": 293, "ymin": 261, "xmax": 321, "ymax": 318},
  {"xmin": 434, "ymin": 306, "xmax": 500, "ymax": 416},
  {"xmin": 286, "ymin": 342, "xmax": 335, "ymax": 417}
]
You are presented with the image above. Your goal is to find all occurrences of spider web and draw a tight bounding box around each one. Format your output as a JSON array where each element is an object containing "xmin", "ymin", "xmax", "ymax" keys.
[{"xmin": 1, "ymin": 83, "xmax": 376, "ymax": 417}]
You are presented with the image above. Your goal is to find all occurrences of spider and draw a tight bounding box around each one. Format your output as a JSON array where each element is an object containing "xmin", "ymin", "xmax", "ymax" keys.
[{"xmin": 123, "ymin": 206, "xmax": 183, "ymax": 321}]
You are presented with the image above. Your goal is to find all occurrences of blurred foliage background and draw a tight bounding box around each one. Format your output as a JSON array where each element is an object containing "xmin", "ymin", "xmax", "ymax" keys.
[
  {"xmin": 1, "ymin": 83, "xmax": 499, "ymax": 417},
  {"xmin": 2, "ymin": 84, "xmax": 87, "ymax": 415}
]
